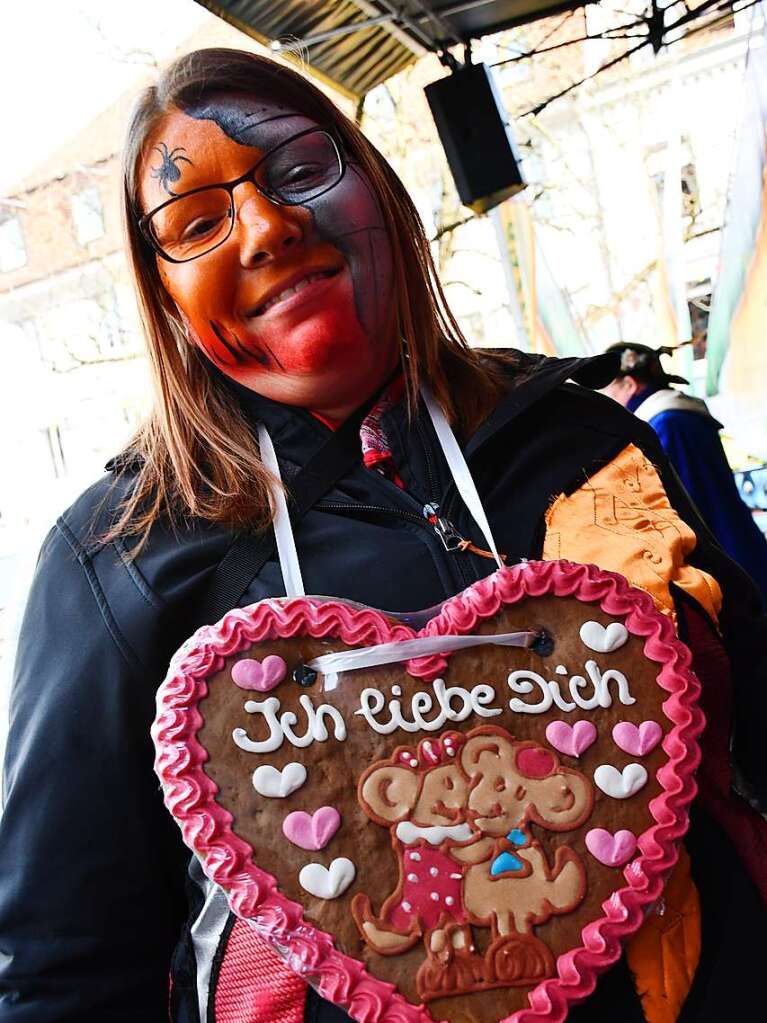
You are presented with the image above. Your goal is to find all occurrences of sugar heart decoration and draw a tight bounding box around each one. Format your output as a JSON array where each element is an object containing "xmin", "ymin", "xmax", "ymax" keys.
[
  {"xmin": 579, "ymin": 620, "xmax": 628, "ymax": 653},
  {"xmin": 231, "ymin": 655, "xmax": 287, "ymax": 692},
  {"xmin": 594, "ymin": 762, "xmax": 648, "ymax": 799},
  {"xmin": 299, "ymin": 857, "xmax": 356, "ymax": 899},
  {"xmin": 613, "ymin": 720, "xmax": 662, "ymax": 757},
  {"xmin": 545, "ymin": 720, "xmax": 598, "ymax": 758},
  {"xmin": 283, "ymin": 807, "xmax": 341, "ymax": 850},
  {"xmin": 154, "ymin": 559, "xmax": 704, "ymax": 1023},
  {"xmin": 252, "ymin": 762, "xmax": 306, "ymax": 798},
  {"xmin": 585, "ymin": 828, "xmax": 638, "ymax": 867}
]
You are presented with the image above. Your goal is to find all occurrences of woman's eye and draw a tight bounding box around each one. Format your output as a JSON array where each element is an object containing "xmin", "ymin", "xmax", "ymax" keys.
[
  {"xmin": 182, "ymin": 215, "xmax": 225, "ymax": 241},
  {"xmin": 443, "ymin": 777, "xmax": 454, "ymax": 790},
  {"xmin": 273, "ymin": 162, "xmax": 327, "ymax": 192}
]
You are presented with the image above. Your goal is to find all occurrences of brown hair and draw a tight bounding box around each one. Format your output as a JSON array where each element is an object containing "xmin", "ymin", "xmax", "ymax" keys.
[{"xmin": 112, "ymin": 47, "xmax": 519, "ymax": 548}]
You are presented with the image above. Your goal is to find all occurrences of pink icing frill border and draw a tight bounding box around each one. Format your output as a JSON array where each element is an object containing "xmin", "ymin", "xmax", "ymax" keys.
[{"xmin": 152, "ymin": 559, "xmax": 704, "ymax": 1023}]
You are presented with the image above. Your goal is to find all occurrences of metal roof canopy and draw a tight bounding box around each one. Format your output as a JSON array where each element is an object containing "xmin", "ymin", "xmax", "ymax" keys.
[{"xmin": 194, "ymin": 0, "xmax": 588, "ymax": 98}]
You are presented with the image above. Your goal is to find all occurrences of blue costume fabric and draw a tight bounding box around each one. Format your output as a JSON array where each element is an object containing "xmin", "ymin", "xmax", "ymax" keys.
[{"xmin": 629, "ymin": 386, "xmax": 767, "ymax": 606}]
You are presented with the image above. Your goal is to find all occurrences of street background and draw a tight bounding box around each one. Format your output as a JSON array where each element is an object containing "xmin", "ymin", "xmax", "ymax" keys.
[{"xmin": 2, "ymin": 0, "xmax": 766, "ymax": 751}]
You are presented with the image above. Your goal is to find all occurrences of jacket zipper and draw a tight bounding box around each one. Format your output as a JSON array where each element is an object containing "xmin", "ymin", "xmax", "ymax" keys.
[
  {"xmin": 315, "ymin": 500, "xmax": 466, "ymax": 549},
  {"xmin": 315, "ymin": 500, "xmax": 500, "ymax": 562},
  {"xmin": 416, "ymin": 417, "xmax": 442, "ymax": 504}
]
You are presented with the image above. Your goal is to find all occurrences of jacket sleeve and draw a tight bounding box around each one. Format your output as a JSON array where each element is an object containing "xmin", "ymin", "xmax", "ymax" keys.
[{"xmin": 0, "ymin": 522, "xmax": 188, "ymax": 1022}]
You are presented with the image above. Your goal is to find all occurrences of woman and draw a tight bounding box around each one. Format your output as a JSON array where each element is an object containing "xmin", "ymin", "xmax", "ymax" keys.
[{"xmin": 1, "ymin": 48, "xmax": 765, "ymax": 1023}]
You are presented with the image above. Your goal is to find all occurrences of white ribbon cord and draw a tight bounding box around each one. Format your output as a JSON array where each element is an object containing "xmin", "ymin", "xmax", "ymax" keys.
[
  {"xmin": 259, "ymin": 384, "xmax": 502, "ymax": 599},
  {"xmin": 306, "ymin": 630, "xmax": 537, "ymax": 675},
  {"xmin": 421, "ymin": 385, "xmax": 504, "ymax": 571},
  {"xmin": 257, "ymin": 423, "xmax": 306, "ymax": 598}
]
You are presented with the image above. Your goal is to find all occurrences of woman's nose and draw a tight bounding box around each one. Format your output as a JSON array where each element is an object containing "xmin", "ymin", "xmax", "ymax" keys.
[{"xmin": 233, "ymin": 186, "xmax": 303, "ymax": 267}]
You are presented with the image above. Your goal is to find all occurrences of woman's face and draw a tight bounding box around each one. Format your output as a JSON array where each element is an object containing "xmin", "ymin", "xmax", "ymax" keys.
[{"xmin": 137, "ymin": 94, "xmax": 397, "ymax": 417}]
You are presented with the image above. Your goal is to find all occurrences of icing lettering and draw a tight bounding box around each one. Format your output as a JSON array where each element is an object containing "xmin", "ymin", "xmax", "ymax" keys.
[
  {"xmin": 507, "ymin": 660, "xmax": 635, "ymax": 715},
  {"xmin": 233, "ymin": 662, "xmax": 636, "ymax": 755},
  {"xmin": 585, "ymin": 660, "xmax": 636, "ymax": 709},
  {"xmin": 233, "ymin": 694, "xmax": 346, "ymax": 753},
  {"xmin": 507, "ymin": 670, "xmax": 551, "ymax": 713},
  {"xmin": 355, "ymin": 679, "xmax": 501, "ymax": 735},
  {"xmin": 233, "ymin": 696, "xmax": 282, "ymax": 753}
]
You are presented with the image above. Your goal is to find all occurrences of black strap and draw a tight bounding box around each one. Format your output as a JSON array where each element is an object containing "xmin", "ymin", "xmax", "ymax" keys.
[{"xmin": 190, "ymin": 404, "xmax": 372, "ymax": 629}]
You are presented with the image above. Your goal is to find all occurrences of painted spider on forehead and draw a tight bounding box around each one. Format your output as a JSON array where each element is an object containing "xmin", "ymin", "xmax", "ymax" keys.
[{"xmin": 150, "ymin": 143, "xmax": 193, "ymax": 196}]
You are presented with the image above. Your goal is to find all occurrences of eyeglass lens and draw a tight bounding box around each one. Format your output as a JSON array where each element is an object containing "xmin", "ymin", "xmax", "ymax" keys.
[{"xmin": 148, "ymin": 131, "xmax": 342, "ymax": 262}]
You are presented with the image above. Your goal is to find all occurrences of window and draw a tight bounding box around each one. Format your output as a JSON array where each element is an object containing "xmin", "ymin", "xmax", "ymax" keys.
[
  {"xmin": 0, "ymin": 214, "xmax": 27, "ymax": 272},
  {"xmin": 70, "ymin": 185, "xmax": 104, "ymax": 245}
]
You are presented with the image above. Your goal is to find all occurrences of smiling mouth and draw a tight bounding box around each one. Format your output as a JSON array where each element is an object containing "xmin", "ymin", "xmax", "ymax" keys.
[{"xmin": 247, "ymin": 267, "xmax": 342, "ymax": 317}]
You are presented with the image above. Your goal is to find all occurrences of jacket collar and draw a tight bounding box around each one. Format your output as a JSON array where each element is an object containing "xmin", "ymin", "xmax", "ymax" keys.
[
  {"xmin": 463, "ymin": 350, "xmax": 619, "ymax": 459},
  {"xmin": 107, "ymin": 351, "xmax": 619, "ymax": 474},
  {"xmin": 224, "ymin": 351, "xmax": 620, "ymax": 464}
]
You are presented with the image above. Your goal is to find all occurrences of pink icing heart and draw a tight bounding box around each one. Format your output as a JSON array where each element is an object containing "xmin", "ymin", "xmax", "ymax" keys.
[
  {"xmin": 613, "ymin": 720, "xmax": 662, "ymax": 757},
  {"xmin": 586, "ymin": 828, "xmax": 637, "ymax": 867},
  {"xmin": 231, "ymin": 655, "xmax": 287, "ymax": 692},
  {"xmin": 545, "ymin": 719, "xmax": 597, "ymax": 758},
  {"xmin": 283, "ymin": 807, "xmax": 341, "ymax": 851}
]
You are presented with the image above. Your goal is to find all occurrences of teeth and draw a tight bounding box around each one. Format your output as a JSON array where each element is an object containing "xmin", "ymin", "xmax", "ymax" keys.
[{"xmin": 255, "ymin": 270, "xmax": 335, "ymax": 315}]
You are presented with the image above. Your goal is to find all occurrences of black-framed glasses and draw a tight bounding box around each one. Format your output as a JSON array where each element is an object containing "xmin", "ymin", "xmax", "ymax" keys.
[{"xmin": 138, "ymin": 127, "xmax": 345, "ymax": 263}]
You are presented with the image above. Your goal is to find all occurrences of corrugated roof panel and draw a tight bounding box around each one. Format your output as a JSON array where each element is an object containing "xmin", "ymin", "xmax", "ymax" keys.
[
  {"xmin": 195, "ymin": 0, "xmax": 588, "ymax": 96},
  {"xmin": 195, "ymin": 0, "xmax": 424, "ymax": 97}
]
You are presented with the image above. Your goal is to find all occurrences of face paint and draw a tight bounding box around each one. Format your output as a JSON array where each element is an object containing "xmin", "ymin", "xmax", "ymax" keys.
[
  {"xmin": 139, "ymin": 96, "xmax": 396, "ymax": 418},
  {"xmin": 150, "ymin": 143, "xmax": 193, "ymax": 196}
]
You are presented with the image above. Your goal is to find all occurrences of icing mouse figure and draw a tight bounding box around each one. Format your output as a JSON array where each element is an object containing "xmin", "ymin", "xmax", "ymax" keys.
[
  {"xmin": 450, "ymin": 727, "xmax": 593, "ymax": 984},
  {"xmin": 352, "ymin": 732, "xmax": 484, "ymax": 1000}
]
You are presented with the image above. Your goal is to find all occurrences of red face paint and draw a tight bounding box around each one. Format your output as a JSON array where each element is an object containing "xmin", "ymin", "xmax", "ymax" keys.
[{"xmin": 140, "ymin": 98, "xmax": 397, "ymax": 419}]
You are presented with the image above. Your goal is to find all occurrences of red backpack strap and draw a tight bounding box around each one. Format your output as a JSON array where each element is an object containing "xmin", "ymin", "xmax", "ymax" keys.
[{"xmin": 212, "ymin": 918, "xmax": 306, "ymax": 1023}]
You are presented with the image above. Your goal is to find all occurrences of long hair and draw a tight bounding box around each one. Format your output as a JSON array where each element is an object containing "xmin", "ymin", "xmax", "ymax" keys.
[{"xmin": 111, "ymin": 47, "xmax": 519, "ymax": 547}]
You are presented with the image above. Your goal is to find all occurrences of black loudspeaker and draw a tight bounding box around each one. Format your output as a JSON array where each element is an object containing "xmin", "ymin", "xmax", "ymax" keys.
[{"xmin": 425, "ymin": 63, "xmax": 525, "ymax": 214}]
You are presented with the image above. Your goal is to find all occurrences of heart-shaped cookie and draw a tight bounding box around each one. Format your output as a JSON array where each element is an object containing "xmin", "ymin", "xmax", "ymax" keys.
[{"xmin": 153, "ymin": 560, "xmax": 703, "ymax": 1023}]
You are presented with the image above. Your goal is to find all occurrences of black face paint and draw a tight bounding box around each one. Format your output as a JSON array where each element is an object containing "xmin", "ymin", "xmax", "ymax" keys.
[
  {"xmin": 151, "ymin": 143, "xmax": 193, "ymax": 196},
  {"xmin": 185, "ymin": 99, "xmax": 293, "ymax": 146},
  {"xmin": 209, "ymin": 320, "xmax": 277, "ymax": 368},
  {"xmin": 183, "ymin": 94, "xmax": 393, "ymax": 342}
]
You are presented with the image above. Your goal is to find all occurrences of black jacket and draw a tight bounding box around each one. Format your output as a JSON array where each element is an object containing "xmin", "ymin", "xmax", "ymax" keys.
[{"xmin": 2, "ymin": 354, "xmax": 765, "ymax": 1023}]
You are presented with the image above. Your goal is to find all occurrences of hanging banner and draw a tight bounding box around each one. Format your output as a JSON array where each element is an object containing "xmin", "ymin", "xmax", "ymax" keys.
[
  {"xmin": 706, "ymin": 3, "xmax": 767, "ymax": 396},
  {"xmin": 495, "ymin": 197, "xmax": 590, "ymax": 356}
]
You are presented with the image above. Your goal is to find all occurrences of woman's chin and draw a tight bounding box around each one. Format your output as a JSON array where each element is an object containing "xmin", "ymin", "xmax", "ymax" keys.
[{"xmin": 244, "ymin": 317, "xmax": 373, "ymax": 377}]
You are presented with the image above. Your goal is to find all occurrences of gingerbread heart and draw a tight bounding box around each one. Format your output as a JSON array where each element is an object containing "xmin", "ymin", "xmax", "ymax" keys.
[{"xmin": 153, "ymin": 560, "xmax": 703, "ymax": 1023}]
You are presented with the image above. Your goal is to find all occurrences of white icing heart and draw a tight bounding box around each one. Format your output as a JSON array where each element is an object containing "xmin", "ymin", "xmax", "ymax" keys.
[
  {"xmin": 594, "ymin": 762, "xmax": 647, "ymax": 799},
  {"xmin": 580, "ymin": 620, "xmax": 629, "ymax": 653},
  {"xmin": 252, "ymin": 762, "xmax": 307, "ymax": 798},
  {"xmin": 299, "ymin": 857, "xmax": 356, "ymax": 900}
]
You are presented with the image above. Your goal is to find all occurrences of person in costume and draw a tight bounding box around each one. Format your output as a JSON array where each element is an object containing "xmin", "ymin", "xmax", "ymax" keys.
[
  {"xmin": 601, "ymin": 341, "xmax": 767, "ymax": 605},
  {"xmin": 2, "ymin": 48, "xmax": 766, "ymax": 1023}
]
